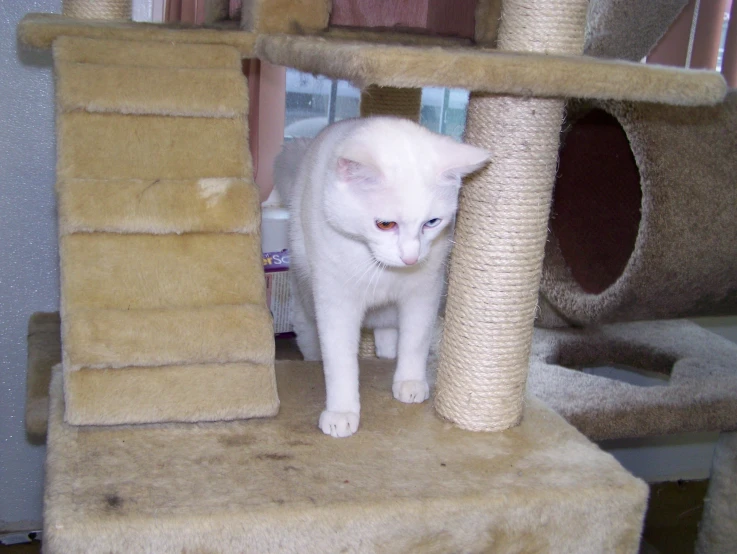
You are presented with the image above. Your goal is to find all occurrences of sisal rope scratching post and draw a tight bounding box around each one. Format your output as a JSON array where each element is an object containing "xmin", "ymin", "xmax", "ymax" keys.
[
  {"xmin": 358, "ymin": 329, "xmax": 376, "ymax": 359},
  {"xmin": 62, "ymin": 0, "xmax": 131, "ymax": 20},
  {"xmin": 435, "ymin": 0, "xmax": 588, "ymax": 432},
  {"xmin": 358, "ymin": 85, "xmax": 422, "ymax": 357}
]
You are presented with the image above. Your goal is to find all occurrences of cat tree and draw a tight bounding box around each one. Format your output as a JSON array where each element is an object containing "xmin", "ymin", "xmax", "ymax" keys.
[{"xmin": 17, "ymin": 0, "xmax": 732, "ymax": 551}]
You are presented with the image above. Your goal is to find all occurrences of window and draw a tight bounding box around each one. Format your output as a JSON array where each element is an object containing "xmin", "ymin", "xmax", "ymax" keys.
[
  {"xmin": 717, "ymin": 6, "xmax": 731, "ymax": 71},
  {"xmin": 284, "ymin": 69, "xmax": 469, "ymax": 142},
  {"xmin": 284, "ymin": 70, "xmax": 360, "ymax": 139}
]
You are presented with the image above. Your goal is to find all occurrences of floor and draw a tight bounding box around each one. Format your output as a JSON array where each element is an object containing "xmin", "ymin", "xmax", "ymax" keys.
[
  {"xmin": 0, "ymin": 479, "xmax": 710, "ymax": 553},
  {"xmin": 641, "ymin": 480, "xmax": 710, "ymax": 554}
]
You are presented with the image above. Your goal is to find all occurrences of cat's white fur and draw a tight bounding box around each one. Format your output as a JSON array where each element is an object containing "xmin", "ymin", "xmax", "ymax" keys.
[{"xmin": 274, "ymin": 117, "xmax": 490, "ymax": 438}]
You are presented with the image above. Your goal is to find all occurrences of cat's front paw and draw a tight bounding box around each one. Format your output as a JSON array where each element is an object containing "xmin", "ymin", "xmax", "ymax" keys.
[
  {"xmin": 393, "ymin": 380, "xmax": 430, "ymax": 404},
  {"xmin": 319, "ymin": 410, "xmax": 360, "ymax": 438}
]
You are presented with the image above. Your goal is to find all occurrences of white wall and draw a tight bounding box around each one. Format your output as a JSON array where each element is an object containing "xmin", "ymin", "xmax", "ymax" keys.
[
  {"xmin": 693, "ymin": 315, "xmax": 737, "ymax": 344},
  {"xmin": 0, "ymin": 0, "xmax": 61, "ymax": 532}
]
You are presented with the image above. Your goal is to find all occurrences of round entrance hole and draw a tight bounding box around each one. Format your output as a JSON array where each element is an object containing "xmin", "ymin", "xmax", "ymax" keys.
[
  {"xmin": 541, "ymin": 96, "xmax": 737, "ymax": 325},
  {"xmin": 551, "ymin": 109, "xmax": 642, "ymax": 295}
]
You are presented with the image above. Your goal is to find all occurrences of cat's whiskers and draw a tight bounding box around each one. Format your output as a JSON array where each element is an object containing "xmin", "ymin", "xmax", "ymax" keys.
[
  {"xmin": 417, "ymin": 255, "xmax": 431, "ymax": 267},
  {"xmin": 362, "ymin": 258, "xmax": 383, "ymax": 307},
  {"xmin": 371, "ymin": 261, "xmax": 386, "ymax": 300},
  {"xmin": 344, "ymin": 257, "xmax": 380, "ymax": 289}
]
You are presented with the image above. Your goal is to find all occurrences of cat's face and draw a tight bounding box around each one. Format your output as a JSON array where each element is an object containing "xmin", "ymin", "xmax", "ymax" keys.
[
  {"xmin": 348, "ymin": 176, "xmax": 458, "ymax": 267},
  {"xmin": 325, "ymin": 118, "xmax": 490, "ymax": 268}
]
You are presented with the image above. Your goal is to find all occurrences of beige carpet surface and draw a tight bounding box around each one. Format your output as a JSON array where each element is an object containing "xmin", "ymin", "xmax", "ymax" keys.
[
  {"xmin": 255, "ymin": 34, "xmax": 725, "ymax": 106},
  {"xmin": 541, "ymin": 93, "xmax": 737, "ymax": 325},
  {"xmin": 18, "ymin": 14, "xmax": 726, "ymax": 107},
  {"xmin": 43, "ymin": 361, "xmax": 647, "ymax": 553},
  {"xmin": 585, "ymin": 0, "xmax": 688, "ymax": 61},
  {"xmin": 529, "ymin": 320, "xmax": 737, "ymax": 441}
]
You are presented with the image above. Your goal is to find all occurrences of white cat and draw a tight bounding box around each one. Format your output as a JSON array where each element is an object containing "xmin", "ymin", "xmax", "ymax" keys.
[{"xmin": 274, "ymin": 116, "xmax": 490, "ymax": 438}]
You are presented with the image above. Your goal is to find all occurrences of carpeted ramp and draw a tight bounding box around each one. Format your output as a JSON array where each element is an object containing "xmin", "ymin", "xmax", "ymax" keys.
[
  {"xmin": 52, "ymin": 36, "xmax": 279, "ymax": 426},
  {"xmin": 42, "ymin": 361, "xmax": 647, "ymax": 554}
]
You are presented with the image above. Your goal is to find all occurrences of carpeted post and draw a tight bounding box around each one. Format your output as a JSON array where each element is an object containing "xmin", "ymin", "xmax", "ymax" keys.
[
  {"xmin": 359, "ymin": 85, "xmax": 422, "ymax": 121},
  {"xmin": 25, "ymin": 312, "xmax": 61, "ymax": 443},
  {"xmin": 62, "ymin": 0, "xmax": 131, "ymax": 20},
  {"xmin": 434, "ymin": 0, "xmax": 589, "ymax": 432}
]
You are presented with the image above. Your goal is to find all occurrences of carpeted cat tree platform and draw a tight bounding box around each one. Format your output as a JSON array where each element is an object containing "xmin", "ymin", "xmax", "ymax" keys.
[
  {"xmin": 28, "ymin": 313, "xmax": 737, "ymax": 552},
  {"xmin": 41, "ymin": 357, "xmax": 648, "ymax": 553},
  {"xmin": 16, "ymin": 0, "xmax": 733, "ymax": 551}
]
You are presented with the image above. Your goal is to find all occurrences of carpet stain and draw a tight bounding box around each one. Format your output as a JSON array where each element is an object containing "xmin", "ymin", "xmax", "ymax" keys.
[
  {"xmin": 218, "ymin": 434, "xmax": 255, "ymax": 447},
  {"xmin": 256, "ymin": 453, "xmax": 293, "ymax": 461}
]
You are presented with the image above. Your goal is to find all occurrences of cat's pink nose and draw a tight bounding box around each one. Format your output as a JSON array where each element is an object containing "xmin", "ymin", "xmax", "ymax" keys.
[{"xmin": 401, "ymin": 255, "xmax": 419, "ymax": 266}]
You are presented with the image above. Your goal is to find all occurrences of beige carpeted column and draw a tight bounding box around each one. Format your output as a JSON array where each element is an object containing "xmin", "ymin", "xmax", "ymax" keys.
[
  {"xmin": 241, "ymin": 0, "xmax": 330, "ymax": 33},
  {"xmin": 360, "ymin": 85, "xmax": 422, "ymax": 121},
  {"xmin": 474, "ymin": 0, "xmax": 503, "ymax": 46},
  {"xmin": 358, "ymin": 329, "xmax": 377, "ymax": 359},
  {"xmin": 434, "ymin": 0, "xmax": 589, "ymax": 432},
  {"xmin": 62, "ymin": 0, "xmax": 131, "ymax": 20}
]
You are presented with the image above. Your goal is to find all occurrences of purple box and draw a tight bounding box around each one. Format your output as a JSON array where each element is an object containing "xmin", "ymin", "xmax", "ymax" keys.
[{"xmin": 263, "ymin": 250, "xmax": 293, "ymax": 336}]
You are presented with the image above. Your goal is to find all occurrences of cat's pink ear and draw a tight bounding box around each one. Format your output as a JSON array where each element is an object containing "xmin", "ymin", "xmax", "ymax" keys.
[
  {"xmin": 336, "ymin": 157, "xmax": 382, "ymax": 187},
  {"xmin": 436, "ymin": 141, "xmax": 491, "ymax": 187}
]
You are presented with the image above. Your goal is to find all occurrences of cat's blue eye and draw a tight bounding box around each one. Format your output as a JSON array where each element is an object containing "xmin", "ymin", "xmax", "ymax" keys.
[{"xmin": 424, "ymin": 218, "xmax": 442, "ymax": 228}]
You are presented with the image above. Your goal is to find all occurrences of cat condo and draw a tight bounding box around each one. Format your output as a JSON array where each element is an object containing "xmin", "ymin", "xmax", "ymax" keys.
[{"xmin": 17, "ymin": 0, "xmax": 737, "ymax": 552}]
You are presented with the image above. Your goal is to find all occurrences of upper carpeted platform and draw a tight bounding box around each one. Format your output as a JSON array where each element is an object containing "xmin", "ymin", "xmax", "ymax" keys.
[
  {"xmin": 42, "ymin": 360, "xmax": 647, "ymax": 553},
  {"xmin": 18, "ymin": 13, "xmax": 726, "ymax": 107},
  {"xmin": 254, "ymin": 34, "xmax": 725, "ymax": 105}
]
